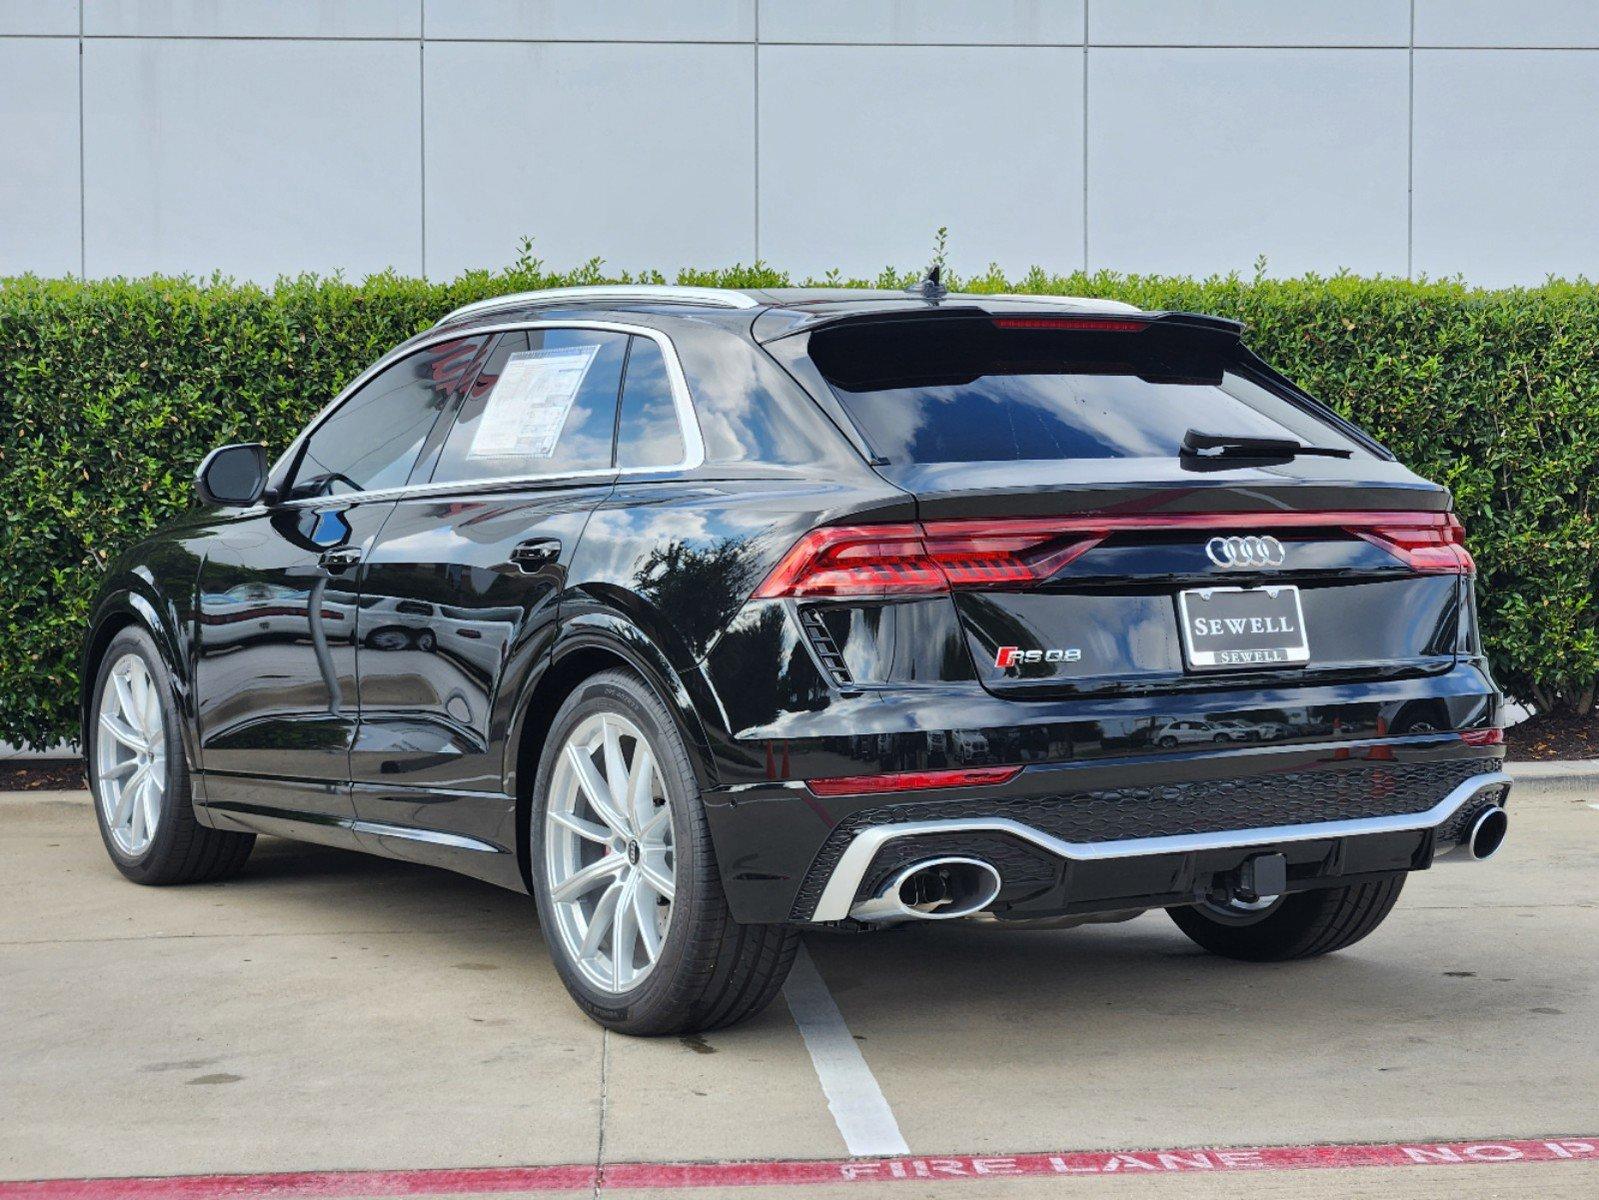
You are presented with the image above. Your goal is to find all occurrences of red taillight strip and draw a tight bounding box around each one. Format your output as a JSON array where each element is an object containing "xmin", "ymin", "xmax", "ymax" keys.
[
  {"xmin": 1460, "ymin": 728, "xmax": 1505, "ymax": 747},
  {"xmin": 752, "ymin": 511, "xmax": 1473, "ymax": 599},
  {"xmin": 992, "ymin": 316, "xmax": 1149, "ymax": 332},
  {"xmin": 750, "ymin": 523, "xmax": 938, "ymax": 599},
  {"xmin": 806, "ymin": 765, "xmax": 1022, "ymax": 798},
  {"xmin": 750, "ymin": 522, "xmax": 1105, "ymax": 599},
  {"xmin": 1348, "ymin": 514, "xmax": 1474, "ymax": 574}
]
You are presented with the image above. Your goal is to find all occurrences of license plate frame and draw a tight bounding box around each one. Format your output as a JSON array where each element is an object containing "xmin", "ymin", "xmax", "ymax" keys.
[{"xmin": 1177, "ymin": 584, "xmax": 1310, "ymax": 670}]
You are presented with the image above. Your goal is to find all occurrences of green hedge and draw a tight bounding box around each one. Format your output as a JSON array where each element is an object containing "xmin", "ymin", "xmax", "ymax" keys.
[{"xmin": 4, "ymin": 257, "xmax": 1598, "ymax": 748}]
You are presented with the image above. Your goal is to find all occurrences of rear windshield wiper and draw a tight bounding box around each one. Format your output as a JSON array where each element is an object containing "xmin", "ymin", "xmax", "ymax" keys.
[{"xmin": 1181, "ymin": 429, "xmax": 1353, "ymax": 460}]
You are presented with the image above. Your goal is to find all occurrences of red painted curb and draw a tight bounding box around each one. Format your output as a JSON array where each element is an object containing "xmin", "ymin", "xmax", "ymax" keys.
[{"xmin": 1, "ymin": 1137, "xmax": 1593, "ymax": 1198}]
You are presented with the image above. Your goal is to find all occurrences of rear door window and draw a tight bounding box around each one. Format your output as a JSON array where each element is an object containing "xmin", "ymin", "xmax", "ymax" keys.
[
  {"xmin": 431, "ymin": 328, "xmax": 627, "ymax": 483},
  {"xmin": 805, "ymin": 318, "xmax": 1365, "ymax": 465},
  {"xmin": 616, "ymin": 336, "xmax": 687, "ymax": 469}
]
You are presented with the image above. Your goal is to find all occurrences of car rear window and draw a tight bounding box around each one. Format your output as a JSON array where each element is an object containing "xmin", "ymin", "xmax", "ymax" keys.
[{"xmin": 805, "ymin": 317, "xmax": 1365, "ymax": 465}]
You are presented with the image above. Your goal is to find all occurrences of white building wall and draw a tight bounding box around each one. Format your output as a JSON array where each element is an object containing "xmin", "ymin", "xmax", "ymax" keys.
[{"xmin": 0, "ymin": 1, "xmax": 1594, "ymax": 286}]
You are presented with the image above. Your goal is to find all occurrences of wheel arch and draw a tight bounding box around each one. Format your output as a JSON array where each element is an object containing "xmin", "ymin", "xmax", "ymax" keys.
[
  {"xmin": 81, "ymin": 588, "xmax": 195, "ymax": 764},
  {"xmin": 507, "ymin": 615, "xmax": 718, "ymax": 893}
]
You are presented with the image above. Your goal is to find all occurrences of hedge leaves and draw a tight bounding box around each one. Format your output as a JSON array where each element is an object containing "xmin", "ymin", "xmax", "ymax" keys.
[{"xmin": 2, "ymin": 264, "xmax": 1595, "ymax": 748}]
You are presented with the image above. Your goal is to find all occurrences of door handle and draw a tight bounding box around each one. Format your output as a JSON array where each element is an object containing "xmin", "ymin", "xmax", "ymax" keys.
[
  {"xmin": 510, "ymin": 537, "xmax": 561, "ymax": 572},
  {"xmin": 318, "ymin": 546, "xmax": 362, "ymax": 572}
]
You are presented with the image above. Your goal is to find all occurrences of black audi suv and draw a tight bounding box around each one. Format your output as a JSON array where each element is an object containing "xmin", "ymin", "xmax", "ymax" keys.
[{"xmin": 81, "ymin": 283, "xmax": 1510, "ymax": 1033}]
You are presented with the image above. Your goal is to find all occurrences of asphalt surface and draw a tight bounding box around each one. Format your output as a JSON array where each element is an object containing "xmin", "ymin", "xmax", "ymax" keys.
[{"xmin": 1, "ymin": 776, "xmax": 1595, "ymax": 1198}]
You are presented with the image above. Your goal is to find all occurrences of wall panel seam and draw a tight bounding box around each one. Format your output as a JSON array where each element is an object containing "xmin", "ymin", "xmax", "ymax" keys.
[
  {"xmin": 1407, "ymin": 0, "xmax": 1415, "ymax": 278},
  {"xmin": 77, "ymin": 0, "xmax": 84, "ymax": 278},
  {"xmin": 419, "ymin": 0, "xmax": 426, "ymax": 277},
  {"xmin": 753, "ymin": 0, "xmax": 760, "ymax": 262},
  {"xmin": 1082, "ymin": 0, "xmax": 1090, "ymax": 272}
]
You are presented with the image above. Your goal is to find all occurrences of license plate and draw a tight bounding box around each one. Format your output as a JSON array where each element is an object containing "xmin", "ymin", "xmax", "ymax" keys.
[{"xmin": 1177, "ymin": 585, "xmax": 1309, "ymax": 669}]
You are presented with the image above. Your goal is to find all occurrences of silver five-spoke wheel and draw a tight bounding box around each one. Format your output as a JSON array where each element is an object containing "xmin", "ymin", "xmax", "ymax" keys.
[
  {"xmin": 543, "ymin": 711, "xmax": 676, "ymax": 993},
  {"xmin": 95, "ymin": 651, "xmax": 167, "ymax": 857}
]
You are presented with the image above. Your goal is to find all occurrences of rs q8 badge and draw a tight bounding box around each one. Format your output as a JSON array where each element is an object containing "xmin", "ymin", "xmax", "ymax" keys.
[{"xmin": 996, "ymin": 646, "xmax": 1082, "ymax": 668}]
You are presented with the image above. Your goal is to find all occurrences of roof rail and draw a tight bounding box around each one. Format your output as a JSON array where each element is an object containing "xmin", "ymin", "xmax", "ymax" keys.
[{"xmin": 435, "ymin": 284, "xmax": 760, "ymax": 326}]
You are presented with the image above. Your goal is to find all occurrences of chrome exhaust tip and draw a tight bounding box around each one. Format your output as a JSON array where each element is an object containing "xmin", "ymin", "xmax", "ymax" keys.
[
  {"xmin": 1437, "ymin": 803, "xmax": 1509, "ymax": 863},
  {"xmin": 849, "ymin": 857, "xmax": 1003, "ymax": 923},
  {"xmin": 1466, "ymin": 805, "xmax": 1509, "ymax": 861}
]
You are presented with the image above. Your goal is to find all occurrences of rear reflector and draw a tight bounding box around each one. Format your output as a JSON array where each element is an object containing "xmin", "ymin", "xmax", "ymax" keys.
[
  {"xmin": 991, "ymin": 316, "xmax": 1148, "ymax": 333},
  {"xmin": 1460, "ymin": 727, "xmax": 1505, "ymax": 746},
  {"xmin": 753, "ymin": 511, "xmax": 1474, "ymax": 599},
  {"xmin": 806, "ymin": 765, "xmax": 1022, "ymax": 797}
]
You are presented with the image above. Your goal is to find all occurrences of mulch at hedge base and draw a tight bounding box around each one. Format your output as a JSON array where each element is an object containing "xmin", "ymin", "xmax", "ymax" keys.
[
  {"xmin": 0, "ymin": 759, "xmax": 86, "ymax": 791},
  {"xmin": 1504, "ymin": 713, "xmax": 1599, "ymax": 761}
]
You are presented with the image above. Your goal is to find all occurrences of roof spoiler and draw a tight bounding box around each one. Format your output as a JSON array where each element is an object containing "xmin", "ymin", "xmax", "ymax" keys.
[{"xmin": 754, "ymin": 304, "xmax": 1243, "ymax": 344}]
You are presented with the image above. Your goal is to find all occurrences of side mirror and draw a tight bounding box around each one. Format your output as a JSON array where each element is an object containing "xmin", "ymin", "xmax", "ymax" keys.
[{"xmin": 195, "ymin": 443, "xmax": 268, "ymax": 507}]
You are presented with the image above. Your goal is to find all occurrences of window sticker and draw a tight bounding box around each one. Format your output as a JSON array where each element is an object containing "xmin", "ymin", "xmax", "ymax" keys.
[{"xmin": 467, "ymin": 345, "xmax": 601, "ymax": 459}]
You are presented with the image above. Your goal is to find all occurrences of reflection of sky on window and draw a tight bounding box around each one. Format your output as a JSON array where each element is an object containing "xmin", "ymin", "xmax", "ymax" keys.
[
  {"xmin": 686, "ymin": 338, "xmax": 768, "ymax": 462},
  {"xmin": 678, "ymin": 328, "xmax": 842, "ymax": 468},
  {"xmin": 840, "ymin": 371, "xmax": 1299, "ymax": 464},
  {"xmin": 619, "ymin": 342, "xmax": 685, "ymax": 468},
  {"xmin": 624, "ymin": 408, "xmax": 682, "ymax": 463}
]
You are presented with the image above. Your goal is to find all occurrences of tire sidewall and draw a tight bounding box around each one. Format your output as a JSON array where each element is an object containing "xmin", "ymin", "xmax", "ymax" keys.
[
  {"xmin": 1167, "ymin": 875, "xmax": 1406, "ymax": 961},
  {"xmin": 529, "ymin": 670, "xmax": 708, "ymax": 1027},
  {"xmin": 88, "ymin": 627, "xmax": 189, "ymax": 882}
]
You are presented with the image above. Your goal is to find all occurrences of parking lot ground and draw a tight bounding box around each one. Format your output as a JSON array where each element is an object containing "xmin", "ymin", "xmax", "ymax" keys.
[{"xmin": 2, "ymin": 778, "xmax": 1595, "ymax": 1199}]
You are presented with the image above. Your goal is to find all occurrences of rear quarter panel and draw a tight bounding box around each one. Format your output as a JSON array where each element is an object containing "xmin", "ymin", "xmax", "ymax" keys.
[{"xmin": 560, "ymin": 474, "xmax": 913, "ymax": 788}]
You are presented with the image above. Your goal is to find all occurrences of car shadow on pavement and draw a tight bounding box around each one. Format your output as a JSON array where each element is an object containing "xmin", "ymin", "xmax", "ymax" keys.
[
  {"xmin": 801, "ymin": 915, "xmax": 1517, "ymax": 1055},
  {"xmin": 236, "ymin": 834, "xmax": 482, "ymax": 888},
  {"xmin": 223, "ymin": 837, "xmax": 1501, "ymax": 1048}
]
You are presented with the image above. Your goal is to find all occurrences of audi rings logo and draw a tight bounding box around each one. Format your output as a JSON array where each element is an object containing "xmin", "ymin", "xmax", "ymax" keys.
[{"xmin": 1205, "ymin": 535, "xmax": 1286, "ymax": 569}]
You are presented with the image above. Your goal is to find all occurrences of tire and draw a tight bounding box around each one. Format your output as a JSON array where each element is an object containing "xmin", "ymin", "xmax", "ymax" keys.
[
  {"xmin": 1166, "ymin": 875, "xmax": 1406, "ymax": 962},
  {"xmin": 88, "ymin": 626, "xmax": 255, "ymax": 885},
  {"xmin": 530, "ymin": 668, "xmax": 799, "ymax": 1035}
]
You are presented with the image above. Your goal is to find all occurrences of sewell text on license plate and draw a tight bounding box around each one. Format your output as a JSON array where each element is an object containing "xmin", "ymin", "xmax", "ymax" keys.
[{"xmin": 1177, "ymin": 585, "xmax": 1310, "ymax": 669}]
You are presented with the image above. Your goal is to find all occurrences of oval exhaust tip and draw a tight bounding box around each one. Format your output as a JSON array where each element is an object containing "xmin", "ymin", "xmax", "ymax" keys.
[
  {"xmin": 900, "ymin": 857, "xmax": 1003, "ymax": 919},
  {"xmin": 1468, "ymin": 806, "xmax": 1509, "ymax": 861},
  {"xmin": 851, "ymin": 856, "xmax": 1003, "ymax": 922}
]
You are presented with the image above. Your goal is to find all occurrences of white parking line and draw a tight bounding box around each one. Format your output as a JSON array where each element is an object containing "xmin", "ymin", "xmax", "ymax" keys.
[{"xmin": 784, "ymin": 943, "xmax": 910, "ymax": 1158}]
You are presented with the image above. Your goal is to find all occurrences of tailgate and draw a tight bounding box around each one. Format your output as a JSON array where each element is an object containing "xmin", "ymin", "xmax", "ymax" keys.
[{"xmin": 941, "ymin": 510, "xmax": 1465, "ymax": 699}]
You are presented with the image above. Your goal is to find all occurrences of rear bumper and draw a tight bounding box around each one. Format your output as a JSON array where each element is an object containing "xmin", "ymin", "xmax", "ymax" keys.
[
  {"xmin": 808, "ymin": 767, "xmax": 1509, "ymax": 921},
  {"xmin": 702, "ymin": 737, "xmax": 1508, "ymax": 924}
]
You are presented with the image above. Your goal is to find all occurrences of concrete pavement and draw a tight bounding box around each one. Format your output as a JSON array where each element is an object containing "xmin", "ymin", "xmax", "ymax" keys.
[{"xmin": 1, "ymin": 777, "xmax": 1594, "ymax": 1198}]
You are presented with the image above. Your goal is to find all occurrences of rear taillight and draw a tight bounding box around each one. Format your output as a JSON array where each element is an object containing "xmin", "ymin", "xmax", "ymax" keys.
[
  {"xmin": 806, "ymin": 765, "xmax": 1021, "ymax": 797},
  {"xmin": 1460, "ymin": 727, "xmax": 1505, "ymax": 747},
  {"xmin": 751, "ymin": 520, "xmax": 1103, "ymax": 599},
  {"xmin": 1352, "ymin": 513, "xmax": 1475, "ymax": 574},
  {"xmin": 753, "ymin": 510, "xmax": 1474, "ymax": 600}
]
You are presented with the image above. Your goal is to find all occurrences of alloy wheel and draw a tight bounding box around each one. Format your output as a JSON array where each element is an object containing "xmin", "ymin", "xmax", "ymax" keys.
[
  {"xmin": 95, "ymin": 652, "xmax": 167, "ymax": 856},
  {"xmin": 543, "ymin": 711, "xmax": 676, "ymax": 993}
]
